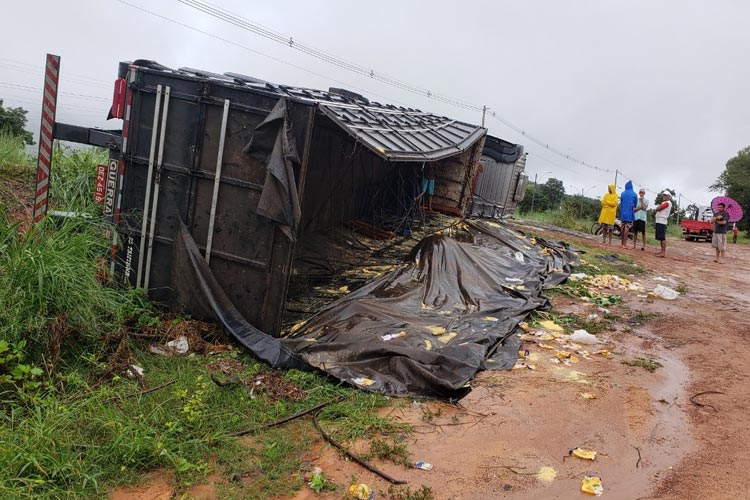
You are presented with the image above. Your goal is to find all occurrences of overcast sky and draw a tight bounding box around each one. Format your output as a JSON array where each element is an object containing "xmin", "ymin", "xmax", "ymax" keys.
[{"xmin": 2, "ymin": 0, "xmax": 748, "ymax": 206}]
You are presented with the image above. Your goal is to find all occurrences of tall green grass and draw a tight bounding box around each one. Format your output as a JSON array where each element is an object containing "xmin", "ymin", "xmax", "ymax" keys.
[
  {"xmin": 0, "ymin": 211, "xmax": 145, "ymax": 357},
  {"xmin": 49, "ymin": 144, "xmax": 108, "ymax": 213},
  {"xmin": 0, "ymin": 131, "xmax": 31, "ymax": 167}
]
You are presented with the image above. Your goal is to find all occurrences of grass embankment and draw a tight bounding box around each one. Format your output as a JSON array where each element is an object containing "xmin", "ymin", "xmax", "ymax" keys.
[{"xmin": 0, "ymin": 137, "xmax": 427, "ymax": 500}]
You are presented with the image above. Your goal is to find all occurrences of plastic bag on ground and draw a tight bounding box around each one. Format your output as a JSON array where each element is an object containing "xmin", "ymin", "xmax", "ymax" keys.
[
  {"xmin": 570, "ymin": 329, "xmax": 600, "ymax": 344},
  {"xmin": 653, "ymin": 284, "xmax": 679, "ymax": 300}
]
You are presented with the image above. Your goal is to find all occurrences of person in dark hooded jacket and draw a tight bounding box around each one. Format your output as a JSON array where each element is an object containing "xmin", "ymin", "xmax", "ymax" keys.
[{"xmin": 619, "ymin": 180, "xmax": 638, "ymax": 247}]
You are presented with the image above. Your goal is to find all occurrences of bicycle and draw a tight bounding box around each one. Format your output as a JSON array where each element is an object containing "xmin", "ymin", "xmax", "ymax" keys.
[{"xmin": 591, "ymin": 219, "xmax": 622, "ymax": 238}]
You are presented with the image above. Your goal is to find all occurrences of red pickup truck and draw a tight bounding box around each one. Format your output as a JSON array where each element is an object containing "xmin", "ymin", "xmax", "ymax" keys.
[{"xmin": 680, "ymin": 219, "xmax": 713, "ymax": 241}]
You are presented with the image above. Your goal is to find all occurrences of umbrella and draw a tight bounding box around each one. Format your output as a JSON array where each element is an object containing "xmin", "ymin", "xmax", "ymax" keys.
[{"xmin": 711, "ymin": 196, "xmax": 743, "ymax": 223}]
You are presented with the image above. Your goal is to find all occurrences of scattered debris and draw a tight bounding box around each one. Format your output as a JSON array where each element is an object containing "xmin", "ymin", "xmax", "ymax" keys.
[
  {"xmin": 652, "ymin": 284, "xmax": 679, "ymax": 300},
  {"xmin": 571, "ymin": 447, "xmax": 597, "ymax": 460},
  {"xmin": 414, "ymin": 461, "xmax": 434, "ymax": 471},
  {"xmin": 580, "ymin": 392, "xmax": 597, "ymax": 399},
  {"xmin": 348, "ymin": 483, "xmax": 375, "ymax": 500},
  {"xmin": 570, "ymin": 329, "xmax": 600, "ymax": 344},
  {"xmin": 581, "ymin": 474, "xmax": 604, "ymax": 496},
  {"xmin": 149, "ymin": 335, "xmax": 190, "ymax": 356},
  {"xmin": 382, "ymin": 331, "xmax": 407, "ymax": 342},
  {"xmin": 536, "ymin": 466, "xmax": 557, "ymax": 482},
  {"xmin": 539, "ymin": 320, "xmax": 565, "ymax": 332},
  {"xmin": 352, "ymin": 377, "xmax": 376, "ymax": 387},
  {"xmin": 305, "ymin": 466, "xmax": 328, "ymax": 493},
  {"xmin": 623, "ymin": 358, "xmax": 662, "ymax": 372},
  {"xmin": 249, "ymin": 370, "xmax": 305, "ymax": 402}
]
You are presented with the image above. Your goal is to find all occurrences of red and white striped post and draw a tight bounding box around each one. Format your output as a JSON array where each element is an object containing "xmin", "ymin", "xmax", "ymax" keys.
[{"xmin": 33, "ymin": 53, "xmax": 61, "ymax": 224}]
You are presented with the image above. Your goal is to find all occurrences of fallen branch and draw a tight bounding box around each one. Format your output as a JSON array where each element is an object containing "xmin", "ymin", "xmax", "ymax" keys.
[
  {"xmin": 312, "ymin": 410, "xmax": 407, "ymax": 485},
  {"xmin": 689, "ymin": 391, "xmax": 725, "ymax": 412},
  {"xmin": 128, "ymin": 364, "xmax": 147, "ymax": 391},
  {"xmin": 231, "ymin": 397, "xmax": 341, "ymax": 437},
  {"xmin": 105, "ymin": 379, "xmax": 176, "ymax": 404}
]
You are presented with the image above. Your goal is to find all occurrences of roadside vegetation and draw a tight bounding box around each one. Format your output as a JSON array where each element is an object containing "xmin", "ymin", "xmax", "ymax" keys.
[{"xmin": 0, "ymin": 134, "xmax": 429, "ymax": 500}]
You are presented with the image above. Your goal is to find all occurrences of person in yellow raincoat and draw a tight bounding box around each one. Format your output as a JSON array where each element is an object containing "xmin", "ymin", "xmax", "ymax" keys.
[{"xmin": 598, "ymin": 184, "xmax": 619, "ymax": 244}]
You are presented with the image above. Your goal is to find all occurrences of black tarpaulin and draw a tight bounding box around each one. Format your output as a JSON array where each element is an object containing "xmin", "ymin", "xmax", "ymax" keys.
[
  {"xmin": 171, "ymin": 221, "xmax": 306, "ymax": 369},
  {"xmin": 171, "ymin": 218, "xmax": 578, "ymax": 399},
  {"xmin": 282, "ymin": 221, "xmax": 579, "ymax": 398},
  {"xmin": 243, "ymin": 98, "xmax": 301, "ymax": 240}
]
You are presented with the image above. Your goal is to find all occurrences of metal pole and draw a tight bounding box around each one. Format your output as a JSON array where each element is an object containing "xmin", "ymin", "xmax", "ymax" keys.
[
  {"xmin": 136, "ymin": 85, "xmax": 163, "ymax": 288},
  {"xmin": 143, "ymin": 86, "xmax": 171, "ymax": 291},
  {"xmin": 530, "ymin": 173, "xmax": 538, "ymax": 213},
  {"xmin": 205, "ymin": 99, "xmax": 230, "ymax": 265},
  {"xmin": 579, "ymin": 187, "xmax": 584, "ymax": 219},
  {"xmin": 614, "ymin": 169, "xmax": 618, "ymax": 189},
  {"xmin": 481, "ymin": 105, "xmax": 487, "ymax": 127},
  {"xmin": 33, "ymin": 54, "xmax": 60, "ymax": 224}
]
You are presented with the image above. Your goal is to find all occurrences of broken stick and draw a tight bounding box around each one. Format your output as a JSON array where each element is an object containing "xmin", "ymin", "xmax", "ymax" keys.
[
  {"xmin": 231, "ymin": 397, "xmax": 341, "ymax": 437},
  {"xmin": 313, "ymin": 410, "xmax": 407, "ymax": 485},
  {"xmin": 689, "ymin": 390, "xmax": 725, "ymax": 412}
]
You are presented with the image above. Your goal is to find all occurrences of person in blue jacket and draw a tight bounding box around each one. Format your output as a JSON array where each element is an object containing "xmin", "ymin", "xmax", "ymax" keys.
[{"xmin": 619, "ymin": 180, "xmax": 638, "ymax": 247}]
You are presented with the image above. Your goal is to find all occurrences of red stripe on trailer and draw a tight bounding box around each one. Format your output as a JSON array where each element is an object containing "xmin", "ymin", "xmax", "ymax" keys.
[
  {"xmin": 110, "ymin": 67, "xmax": 136, "ymax": 274},
  {"xmin": 33, "ymin": 54, "xmax": 60, "ymax": 224},
  {"xmin": 111, "ymin": 78, "xmax": 126, "ymax": 119}
]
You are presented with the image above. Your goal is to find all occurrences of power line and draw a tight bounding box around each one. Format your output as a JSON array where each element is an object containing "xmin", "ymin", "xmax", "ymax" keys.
[
  {"xmin": 0, "ymin": 81, "xmax": 110, "ymax": 101},
  {"xmin": 176, "ymin": 0, "xmax": 482, "ymax": 111},
  {"xmin": 0, "ymin": 58, "xmax": 112, "ymax": 86},
  {"xmin": 112, "ymin": 0, "xmax": 413, "ymax": 108},
  {"xmin": 173, "ymin": 0, "xmax": 623, "ymax": 176}
]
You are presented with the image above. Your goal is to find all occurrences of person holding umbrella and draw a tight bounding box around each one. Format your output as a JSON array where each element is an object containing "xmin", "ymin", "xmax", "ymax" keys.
[
  {"xmin": 654, "ymin": 191, "xmax": 672, "ymax": 258},
  {"xmin": 711, "ymin": 202, "xmax": 729, "ymax": 263}
]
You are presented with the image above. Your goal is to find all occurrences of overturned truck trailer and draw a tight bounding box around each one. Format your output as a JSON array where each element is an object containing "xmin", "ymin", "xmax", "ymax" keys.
[
  {"xmin": 100, "ymin": 60, "xmax": 487, "ymax": 335},
  {"xmin": 470, "ymin": 135, "xmax": 528, "ymax": 218}
]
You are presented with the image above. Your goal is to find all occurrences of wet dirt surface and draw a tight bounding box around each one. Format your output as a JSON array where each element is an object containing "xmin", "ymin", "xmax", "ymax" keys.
[
  {"xmin": 109, "ymin": 227, "xmax": 750, "ymax": 500},
  {"xmin": 283, "ymin": 230, "xmax": 750, "ymax": 500}
]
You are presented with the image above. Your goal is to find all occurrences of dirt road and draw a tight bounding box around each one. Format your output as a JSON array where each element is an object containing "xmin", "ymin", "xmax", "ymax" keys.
[{"xmin": 282, "ymin": 229, "xmax": 750, "ymax": 500}]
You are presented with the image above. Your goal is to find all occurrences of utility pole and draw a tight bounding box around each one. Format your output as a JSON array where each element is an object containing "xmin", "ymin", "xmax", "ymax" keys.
[
  {"xmin": 530, "ymin": 173, "xmax": 538, "ymax": 214},
  {"xmin": 481, "ymin": 105, "xmax": 487, "ymax": 127},
  {"xmin": 579, "ymin": 187, "xmax": 584, "ymax": 219}
]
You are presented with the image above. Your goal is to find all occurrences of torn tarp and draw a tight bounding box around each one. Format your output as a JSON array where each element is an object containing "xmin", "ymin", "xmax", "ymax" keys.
[
  {"xmin": 171, "ymin": 218, "xmax": 578, "ymax": 399},
  {"xmin": 171, "ymin": 221, "xmax": 306, "ymax": 369},
  {"xmin": 282, "ymin": 220, "xmax": 579, "ymax": 398},
  {"xmin": 243, "ymin": 97, "xmax": 301, "ymax": 240}
]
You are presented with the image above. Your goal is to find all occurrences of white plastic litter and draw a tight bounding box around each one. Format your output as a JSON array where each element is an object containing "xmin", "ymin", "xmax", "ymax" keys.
[
  {"xmin": 166, "ymin": 336, "xmax": 190, "ymax": 354},
  {"xmin": 125, "ymin": 365, "xmax": 144, "ymax": 378},
  {"xmin": 514, "ymin": 251, "xmax": 525, "ymax": 264},
  {"xmin": 149, "ymin": 335, "xmax": 190, "ymax": 356},
  {"xmin": 570, "ymin": 329, "xmax": 600, "ymax": 344},
  {"xmin": 570, "ymin": 273, "xmax": 588, "ymax": 280},
  {"xmin": 653, "ymin": 284, "xmax": 679, "ymax": 300}
]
